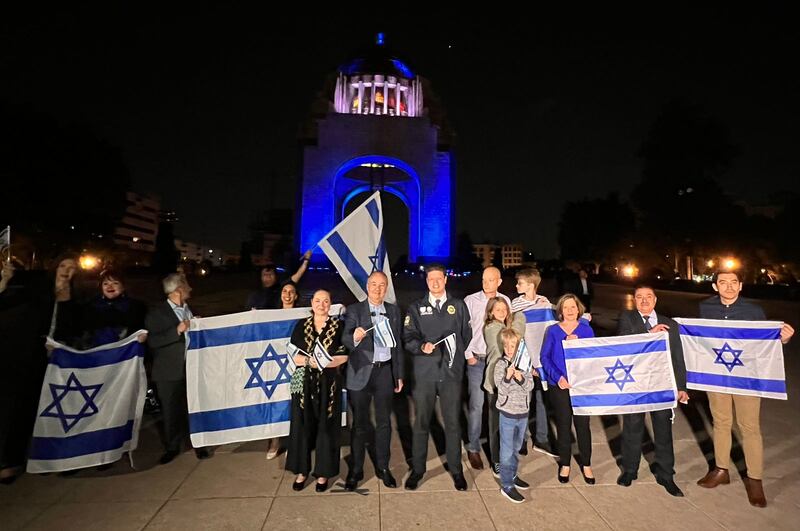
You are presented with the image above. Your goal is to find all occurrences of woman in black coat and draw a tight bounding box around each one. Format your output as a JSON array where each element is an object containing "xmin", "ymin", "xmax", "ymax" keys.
[{"xmin": 285, "ymin": 290, "xmax": 348, "ymax": 492}]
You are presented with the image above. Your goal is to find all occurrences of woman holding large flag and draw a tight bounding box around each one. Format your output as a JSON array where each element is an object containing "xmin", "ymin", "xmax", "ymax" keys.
[
  {"xmin": 540, "ymin": 294, "xmax": 596, "ymax": 484},
  {"xmin": 286, "ymin": 289, "xmax": 348, "ymax": 492}
]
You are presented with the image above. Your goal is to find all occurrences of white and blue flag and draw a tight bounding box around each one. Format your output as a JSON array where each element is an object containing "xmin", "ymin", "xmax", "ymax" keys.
[
  {"xmin": 519, "ymin": 306, "xmax": 557, "ymax": 371},
  {"xmin": 27, "ymin": 331, "xmax": 148, "ymax": 473},
  {"xmin": 317, "ymin": 191, "xmax": 397, "ymax": 303},
  {"xmin": 564, "ymin": 332, "xmax": 678, "ymax": 415},
  {"xmin": 512, "ymin": 340, "xmax": 532, "ymax": 372},
  {"xmin": 676, "ymin": 318, "xmax": 786, "ymax": 400},
  {"xmin": 374, "ymin": 317, "xmax": 397, "ymax": 348},
  {"xmin": 313, "ymin": 338, "xmax": 334, "ymax": 369},
  {"xmin": 186, "ymin": 306, "xmax": 346, "ymax": 448}
]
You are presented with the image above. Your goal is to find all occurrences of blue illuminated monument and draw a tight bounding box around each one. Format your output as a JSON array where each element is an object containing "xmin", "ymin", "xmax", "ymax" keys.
[{"xmin": 297, "ymin": 35, "xmax": 455, "ymax": 263}]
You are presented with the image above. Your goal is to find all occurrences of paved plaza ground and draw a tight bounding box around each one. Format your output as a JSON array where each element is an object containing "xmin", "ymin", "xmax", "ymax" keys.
[{"xmin": 2, "ymin": 277, "xmax": 799, "ymax": 530}]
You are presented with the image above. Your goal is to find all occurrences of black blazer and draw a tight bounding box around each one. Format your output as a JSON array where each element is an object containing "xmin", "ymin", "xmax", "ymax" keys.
[
  {"xmin": 145, "ymin": 300, "xmax": 189, "ymax": 382},
  {"xmin": 616, "ymin": 309, "xmax": 687, "ymax": 391},
  {"xmin": 342, "ymin": 300, "xmax": 404, "ymax": 391}
]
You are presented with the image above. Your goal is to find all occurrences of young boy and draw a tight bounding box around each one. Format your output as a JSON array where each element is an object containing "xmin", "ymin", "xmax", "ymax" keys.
[
  {"xmin": 494, "ymin": 327, "xmax": 534, "ymax": 503},
  {"xmin": 510, "ymin": 268, "xmax": 557, "ymax": 457}
]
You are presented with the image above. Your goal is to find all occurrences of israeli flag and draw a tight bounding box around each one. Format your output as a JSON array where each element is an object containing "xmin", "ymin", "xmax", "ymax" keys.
[
  {"xmin": 0, "ymin": 225, "xmax": 9, "ymax": 251},
  {"xmin": 513, "ymin": 340, "xmax": 532, "ymax": 372},
  {"xmin": 439, "ymin": 333, "xmax": 457, "ymax": 368},
  {"xmin": 317, "ymin": 191, "xmax": 397, "ymax": 303},
  {"xmin": 313, "ymin": 338, "xmax": 334, "ymax": 369},
  {"xmin": 676, "ymin": 318, "xmax": 786, "ymax": 400},
  {"xmin": 374, "ymin": 318, "xmax": 397, "ymax": 348},
  {"xmin": 564, "ymin": 332, "xmax": 678, "ymax": 415},
  {"xmin": 520, "ymin": 307, "xmax": 556, "ymax": 367},
  {"xmin": 285, "ymin": 341, "xmax": 308, "ymax": 374},
  {"xmin": 186, "ymin": 306, "xmax": 345, "ymax": 447},
  {"xmin": 27, "ymin": 331, "xmax": 148, "ymax": 473}
]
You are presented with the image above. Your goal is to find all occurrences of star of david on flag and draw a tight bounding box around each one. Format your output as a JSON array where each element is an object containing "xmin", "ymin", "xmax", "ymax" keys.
[
  {"xmin": 712, "ymin": 342, "xmax": 745, "ymax": 372},
  {"xmin": 186, "ymin": 306, "xmax": 348, "ymax": 448},
  {"xmin": 27, "ymin": 331, "xmax": 147, "ymax": 474},
  {"xmin": 676, "ymin": 318, "xmax": 786, "ymax": 400},
  {"xmin": 604, "ymin": 359, "xmax": 635, "ymax": 391},
  {"xmin": 244, "ymin": 345, "xmax": 293, "ymax": 399},
  {"xmin": 317, "ymin": 191, "xmax": 397, "ymax": 303},
  {"xmin": 563, "ymin": 331, "xmax": 677, "ymax": 415},
  {"xmin": 39, "ymin": 372, "xmax": 103, "ymax": 432}
]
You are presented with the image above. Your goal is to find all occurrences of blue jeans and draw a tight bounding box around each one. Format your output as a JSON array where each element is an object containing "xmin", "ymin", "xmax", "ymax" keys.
[
  {"xmin": 499, "ymin": 413, "xmax": 527, "ymax": 489},
  {"xmin": 466, "ymin": 358, "xmax": 486, "ymax": 453}
]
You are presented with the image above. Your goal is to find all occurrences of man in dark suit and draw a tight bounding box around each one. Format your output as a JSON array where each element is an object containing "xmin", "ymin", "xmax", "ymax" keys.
[
  {"xmin": 616, "ymin": 284, "xmax": 687, "ymax": 496},
  {"xmin": 570, "ymin": 269, "xmax": 594, "ymax": 312},
  {"xmin": 402, "ymin": 264, "xmax": 472, "ymax": 491},
  {"xmin": 342, "ymin": 271, "xmax": 405, "ymax": 491},
  {"xmin": 146, "ymin": 273, "xmax": 210, "ymax": 464}
]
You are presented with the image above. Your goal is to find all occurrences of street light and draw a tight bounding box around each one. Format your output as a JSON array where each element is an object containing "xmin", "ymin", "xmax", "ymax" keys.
[
  {"xmin": 80, "ymin": 255, "xmax": 100, "ymax": 270},
  {"xmin": 622, "ymin": 264, "xmax": 638, "ymax": 278},
  {"xmin": 723, "ymin": 257, "xmax": 738, "ymax": 270}
]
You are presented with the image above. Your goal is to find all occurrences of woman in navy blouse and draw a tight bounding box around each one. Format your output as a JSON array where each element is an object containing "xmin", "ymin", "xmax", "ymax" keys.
[{"xmin": 540, "ymin": 294, "xmax": 596, "ymax": 484}]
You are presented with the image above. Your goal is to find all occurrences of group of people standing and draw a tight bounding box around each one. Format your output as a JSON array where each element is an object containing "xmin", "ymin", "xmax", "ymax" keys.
[
  {"xmin": 2, "ymin": 256, "xmax": 794, "ymax": 510},
  {"xmin": 277, "ymin": 264, "xmax": 793, "ymax": 508}
]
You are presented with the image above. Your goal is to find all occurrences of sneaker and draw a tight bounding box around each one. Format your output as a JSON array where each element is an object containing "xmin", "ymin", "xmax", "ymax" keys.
[
  {"xmin": 500, "ymin": 486, "xmax": 525, "ymax": 503},
  {"xmin": 513, "ymin": 476, "xmax": 530, "ymax": 490},
  {"xmin": 533, "ymin": 441, "xmax": 558, "ymax": 458},
  {"xmin": 492, "ymin": 462, "xmax": 500, "ymax": 478}
]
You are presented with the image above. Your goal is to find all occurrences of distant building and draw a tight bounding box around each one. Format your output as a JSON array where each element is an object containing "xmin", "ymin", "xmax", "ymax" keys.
[
  {"xmin": 175, "ymin": 239, "xmax": 203, "ymax": 263},
  {"xmin": 113, "ymin": 192, "xmax": 160, "ymax": 252},
  {"xmin": 473, "ymin": 244, "xmax": 497, "ymax": 269},
  {"xmin": 501, "ymin": 244, "xmax": 523, "ymax": 268}
]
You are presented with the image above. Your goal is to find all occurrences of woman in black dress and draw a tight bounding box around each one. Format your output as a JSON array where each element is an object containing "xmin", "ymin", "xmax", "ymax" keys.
[{"xmin": 285, "ymin": 289, "xmax": 348, "ymax": 492}]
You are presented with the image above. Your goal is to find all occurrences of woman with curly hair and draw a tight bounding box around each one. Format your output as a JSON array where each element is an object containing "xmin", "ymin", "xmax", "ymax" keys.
[{"xmin": 285, "ymin": 289, "xmax": 348, "ymax": 492}]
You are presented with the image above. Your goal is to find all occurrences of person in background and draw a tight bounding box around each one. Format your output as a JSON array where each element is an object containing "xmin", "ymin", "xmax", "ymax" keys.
[{"xmin": 247, "ymin": 250, "xmax": 312, "ymax": 310}]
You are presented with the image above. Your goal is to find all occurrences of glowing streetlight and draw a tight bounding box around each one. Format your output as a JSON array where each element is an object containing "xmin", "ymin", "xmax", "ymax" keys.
[
  {"xmin": 706, "ymin": 259, "xmax": 714, "ymax": 268},
  {"xmin": 80, "ymin": 255, "xmax": 100, "ymax": 270},
  {"xmin": 622, "ymin": 264, "xmax": 638, "ymax": 278},
  {"xmin": 723, "ymin": 257, "xmax": 738, "ymax": 270}
]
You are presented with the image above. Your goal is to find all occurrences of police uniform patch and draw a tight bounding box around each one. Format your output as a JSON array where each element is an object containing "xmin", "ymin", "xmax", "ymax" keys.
[
  {"xmin": 447, "ymin": 305, "xmax": 456, "ymax": 315},
  {"xmin": 404, "ymin": 315, "xmax": 411, "ymax": 326}
]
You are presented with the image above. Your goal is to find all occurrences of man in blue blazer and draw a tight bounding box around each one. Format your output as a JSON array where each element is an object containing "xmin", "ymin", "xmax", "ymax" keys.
[{"xmin": 342, "ymin": 271, "xmax": 405, "ymax": 490}]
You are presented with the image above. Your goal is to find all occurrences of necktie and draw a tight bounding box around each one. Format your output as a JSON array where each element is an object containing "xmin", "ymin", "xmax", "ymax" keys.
[
  {"xmin": 435, "ymin": 300, "xmax": 441, "ymax": 312},
  {"xmin": 642, "ymin": 315, "xmax": 652, "ymax": 331}
]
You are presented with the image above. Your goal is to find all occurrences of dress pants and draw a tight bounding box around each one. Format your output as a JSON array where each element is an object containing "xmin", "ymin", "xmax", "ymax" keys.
[
  {"xmin": 707, "ymin": 391, "xmax": 763, "ymax": 479},
  {"xmin": 412, "ymin": 378, "xmax": 463, "ymax": 476},
  {"xmin": 549, "ymin": 386, "xmax": 592, "ymax": 467},
  {"xmin": 156, "ymin": 380, "xmax": 189, "ymax": 453},
  {"xmin": 349, "ymin": 363, "xmax": 394, "ymax": 476},
  {"xmin": 621, "ymin": 410, "xmax": 675, "ymax": 479}
]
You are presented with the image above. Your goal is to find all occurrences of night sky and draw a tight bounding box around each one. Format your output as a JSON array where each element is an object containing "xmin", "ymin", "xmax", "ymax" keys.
[{"xmin": 3, "ymin": 6, "xmax": 797, "ymax": 258}]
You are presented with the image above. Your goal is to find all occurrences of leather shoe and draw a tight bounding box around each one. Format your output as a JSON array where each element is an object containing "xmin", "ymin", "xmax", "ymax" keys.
[
  {"xmin": 292, "ymin": 478, "xmax": 306, "ymax": 491},
  {"xmin": 744, "ymin": 477, "xmax": 767, "ymax": 508},
  {"xmin": 657, "ymin": 476, "xmax": 684, "ymax": 497},
  {"xmin": 467, "ymin": 451, "xmax": 484, "ymax": 470},
  {"xmin": 159, "ymin": 450, "xmax": 180, "ymax": 465},
  {"xmin": 617, "ymin": 471, "xmax": 637, "ymax": 487},
  {"xmin": 581, "ymin": 466, "xmax": 595, "ymax": 485},
  {"xmin": 194, "ymin": 448, "xmax": 211, "ymax": 460},
  {"xmin": 376, "ymin": 468, "xmax": 397, "ymax": 488},
  {"xmin": 452, "ymin": 472, "xmax": 468, "ymax": 491},
  {"xmin": 405, "ymin": 472, "xmax": 423, "ymax": 490},
  {"xmin": 558, "ymin": 466, "xmax": 570, "ymax": 484},
  {"xmin": 315, "ymin": 479, "xmax": 329, "ymax": 493},
  {"xmin": 697, "ymin": 467, "xmax": 730, "ymax": 488},
  {"xmin": 344, "ymin": 475, "xmax": 360, "ymax": 492}
]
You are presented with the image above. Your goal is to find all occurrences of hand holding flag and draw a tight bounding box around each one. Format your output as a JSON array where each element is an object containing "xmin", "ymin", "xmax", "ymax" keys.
[
  {"xmin": 433, "ymin": 333, "xmax": 458, "ymax": 368},
  {"xmin": 313, "ymin": 338, "xmax": 334, "ymax": 370}
]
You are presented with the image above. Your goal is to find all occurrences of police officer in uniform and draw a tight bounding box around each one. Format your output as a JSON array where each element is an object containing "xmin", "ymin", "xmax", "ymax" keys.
[{"xmin": 403, "ymin": 264, "xmax": 472, "ymax": 491}]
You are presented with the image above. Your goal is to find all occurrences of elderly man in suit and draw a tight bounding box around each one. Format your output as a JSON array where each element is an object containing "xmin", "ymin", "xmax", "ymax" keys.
[
  {"xmin": 146, "ymin": 273, "xmax": 210, "ymax": 464},
  {"xmin": 342, "ymin": 271, "xmax": 405, "ymax": 490},
  {"xmin": 616, "ymin": 284, "xmax": 687, "ymax": 496}
]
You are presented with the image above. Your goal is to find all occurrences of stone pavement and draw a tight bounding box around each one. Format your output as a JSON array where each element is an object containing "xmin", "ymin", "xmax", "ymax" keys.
[{"xmin": 3, "ymin": 298, "xmax": 800, "ymax": 530}]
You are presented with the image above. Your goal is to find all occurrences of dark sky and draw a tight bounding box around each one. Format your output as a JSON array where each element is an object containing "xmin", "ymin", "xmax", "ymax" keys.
[{"xmin": 3, "ymin": 6, "xmax": 798, "ymax": 258}]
